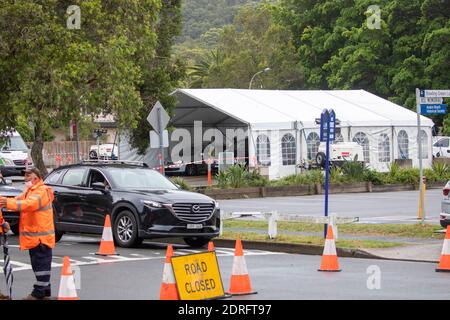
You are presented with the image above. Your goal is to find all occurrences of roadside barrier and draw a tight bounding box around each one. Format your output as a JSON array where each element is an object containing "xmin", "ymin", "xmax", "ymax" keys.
[
  {"xmin": 220, "ymin": 211, "xmax": 359, "ymax": 239},
  {"xmin": 95, "ymin": 215, "xmax": 119, "ymax": 256},
  {"xmin": 436, "ymin": 225, "xmax": 450, "ymax": 272},
  {"xmin": 227, "ymin": 239, "xmax": 257, "ymax": 296},
  {"xmin": 58, "ymin": 256, "xmax": 79, "ymax": 300},
  {"xmin": 318, "ymin": 225, "xmax": 341, "ymax": 272},
  {"xmin": 160, "ymin": 244, "xmax": 179, "ymax": 300}
]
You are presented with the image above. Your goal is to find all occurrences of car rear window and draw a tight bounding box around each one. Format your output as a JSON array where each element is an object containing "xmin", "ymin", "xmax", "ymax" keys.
[{"xmin": 61, "ymin": 168, "xmax": 87, "ymax": 187}]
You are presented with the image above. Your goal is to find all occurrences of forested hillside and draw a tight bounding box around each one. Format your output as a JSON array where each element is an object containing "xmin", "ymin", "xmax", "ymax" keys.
[{"xmin": 180, "ymin": 0, "xmax": 262, "ymax": 42}]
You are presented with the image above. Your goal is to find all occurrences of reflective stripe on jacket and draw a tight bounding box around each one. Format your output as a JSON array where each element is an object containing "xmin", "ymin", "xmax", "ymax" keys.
[{"xmin": 6, "ymin": 179, "xmax": 55, "ymax": 250}]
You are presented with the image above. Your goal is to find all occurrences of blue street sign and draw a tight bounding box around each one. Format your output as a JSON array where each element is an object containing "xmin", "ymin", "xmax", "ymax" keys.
[
  {"xmin": 320, "ymin": 109, "xmax": 336, "ymax": 142},
  {"xmin": 420, "ymin": 104, "xmax": 447, "ymax": 115}
]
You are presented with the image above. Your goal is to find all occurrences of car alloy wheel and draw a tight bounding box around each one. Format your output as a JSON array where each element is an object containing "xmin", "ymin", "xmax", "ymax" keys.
[{"xmin": 117, "ymin": 216, "xmax": 133, "ymax": 243}]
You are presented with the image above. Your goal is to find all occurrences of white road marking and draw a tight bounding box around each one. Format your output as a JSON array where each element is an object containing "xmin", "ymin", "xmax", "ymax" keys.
[{"xmin": 0, "ymin": 247, "xmax": 283, "ymax": 273}]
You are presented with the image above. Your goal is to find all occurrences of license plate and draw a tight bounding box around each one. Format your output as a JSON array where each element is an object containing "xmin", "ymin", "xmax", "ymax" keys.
[{"xmin": 187, "ymin": 224, "xmax": 203, "ymax": 229}]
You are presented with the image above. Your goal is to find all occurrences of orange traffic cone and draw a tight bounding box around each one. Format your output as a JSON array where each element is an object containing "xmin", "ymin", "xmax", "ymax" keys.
[
  {"xmin": 160, "ymin": 244, "xmax": 179, "ymax": 300},
  {"xmin": 96, "ymin": 215, "xmax": 119, "ymax": 256},
  {"xmin": 436, "ymin": 226, "xmax": 450, "ymax": 272},
  {"xmin": 208, "ymin": 241, "xmax": 215, "ymax": 252},
  {"xmin": 227, "ymin": 239, "xmax": 257, "ymax": 296},
  {"xmin": 58, "ymin": 256, "xmax": 79, "ymax": 300},
  {"xmin": 318, "ymin": 225, "xmax": 341, "ymax": 272}
]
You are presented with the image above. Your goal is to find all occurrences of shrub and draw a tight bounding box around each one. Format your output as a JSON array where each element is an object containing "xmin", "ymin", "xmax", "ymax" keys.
[
  {"xmin": 393, "ymin": 168, "xmax": 420, "ymax": 185},
  {"xmin": 227, "ymin": 164, "xmax": 246, "ymax": 188},
  {"xmin": 216, "ymin": 171, "xmax": 228, "ymax": 189},
  {"xmin": 432, "ymin": 161, "xmax": 450, "ymax": 181},
  {"xmin": 340, "ymin": 161, "xmax": 368, "ymax": 181},
  {"xmin": 363, "ymin": 169, "xmax": 385, "ymax": 185},
  {"xmin": 244, "ymin": 169, "xmax": 269, "ymax": 187}
]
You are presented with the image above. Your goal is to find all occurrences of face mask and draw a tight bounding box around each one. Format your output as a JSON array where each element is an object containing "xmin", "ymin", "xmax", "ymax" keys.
[{"xmin": 25, "ymin": 181, "xmax": 33, "ymax": 189}]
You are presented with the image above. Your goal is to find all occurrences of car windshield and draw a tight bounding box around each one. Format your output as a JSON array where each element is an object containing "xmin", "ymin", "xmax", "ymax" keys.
[
  {"xmin": 1, "ymin": 136, "xmax": 28, "ymax": 152},
  {"xmin": 107, "ymin": 167, "xmax": 178, "ymax": 190}
]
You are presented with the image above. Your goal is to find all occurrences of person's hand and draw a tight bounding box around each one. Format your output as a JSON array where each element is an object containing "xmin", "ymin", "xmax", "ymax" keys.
[
  {"xmin": 0, "ymin": 197, "xmax": 6, "ymax": 208},
  {"xmin": 1, "ymin": 222, "xmax": 10, "ymax": 233}
]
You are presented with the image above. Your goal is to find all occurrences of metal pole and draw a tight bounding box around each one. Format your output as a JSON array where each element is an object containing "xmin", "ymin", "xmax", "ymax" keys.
[
  {"xmin": 416, "ymin": 88, "xmax": 425, "ymax": 225},
  {"xmin": 249, "ymin": 71, "xmax": 262, "ymax": 90},
  {"xmin": 324, "ymin": 116, "xmax": 331, "ymax": 238},
  {"xmin": 75, "ymin": 120, "xmax": 80, "ymax": 162},
  {"xmin": 157, "ymin": 106, "xmax": 165, "ymax": 175}
]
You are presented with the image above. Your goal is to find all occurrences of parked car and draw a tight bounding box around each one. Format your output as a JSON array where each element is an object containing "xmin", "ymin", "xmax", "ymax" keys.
[
  {"xmin": 316, "ymin": 141, "xmax": 365, "ymax": 168},
  {"xmin": 0, "ymin": 130, "xmax": 33, "ymax": 177},
  {"xmin": 441, "ymin": 181, "xmax": 450, "ymax": 228},
  {"xmin": 0, "ymin": 175, "xmax": 22, "ymax": 234},
  {"xmin": 165, "ymin": 158, "xmax": 219, "ymax": 176},
  {"xmin": 89, "ymin": 144, "xmax": 119, "ymax": 160},
  {"xmin": 20, "ymin": 161, "xmax": 220, "ymax": 248},
  {"xmin": 433, "ymin": 136, "xmax": 450, "ymax": 158}
]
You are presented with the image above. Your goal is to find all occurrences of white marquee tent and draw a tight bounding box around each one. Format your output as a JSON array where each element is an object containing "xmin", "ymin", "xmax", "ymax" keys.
[{"xmin": 167, "ymin": 89, "xmax": 434, "ymax": 179}]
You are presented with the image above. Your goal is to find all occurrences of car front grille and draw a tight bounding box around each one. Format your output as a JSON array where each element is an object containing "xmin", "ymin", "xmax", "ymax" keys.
[
  {"xmin": 13, "ymin": 160, "xmax": 26, "ymax": 166},
  {"xmin": 171, "ymin": 203, "xmax": 215, "ymax": 223}
]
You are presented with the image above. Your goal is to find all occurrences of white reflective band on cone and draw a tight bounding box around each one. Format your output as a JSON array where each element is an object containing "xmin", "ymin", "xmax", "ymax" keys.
[
  {"xmin": 323, "ymin": 239, "xmax": 337, "ymax": 256},
  {"xmin": 441, "ymin": 239, "xmax": 450, "ymax": 255},
  {"xmin": 231, "ymin": 256, "xmax": 249, "ymax": 276},
  {"xmin": 58, "ymin": 275, "xmax": 78, "ymax": 298},
  {"xmin": 101, "ymin": 227, "xmax": 114, "ymax": 242},
  {"xmin": 162, "ymin": 263, "xmax": 176, "ymax": 284}
]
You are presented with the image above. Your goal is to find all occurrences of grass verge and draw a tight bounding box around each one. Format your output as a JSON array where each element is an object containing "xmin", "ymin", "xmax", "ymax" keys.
[
  {"xmin": 219, "ymin": 231, "xmax": 402, "ymax": 249},
  {"xmin": 223, "ymin": 220, "xmax": 444, "ymax": 239}
]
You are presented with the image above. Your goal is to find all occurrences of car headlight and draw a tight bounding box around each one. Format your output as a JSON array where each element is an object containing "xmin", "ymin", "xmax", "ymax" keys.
[
  {"xmin": 141, "ymin": 200, "xmax": 163, "ymax": 208},
  {"xmin": 2, "ymin": 158, "xmax": 14, "ymax": 166},
  {"xmin": 213, "ymin": 200, "xmax": 220, "ymax": 209}
]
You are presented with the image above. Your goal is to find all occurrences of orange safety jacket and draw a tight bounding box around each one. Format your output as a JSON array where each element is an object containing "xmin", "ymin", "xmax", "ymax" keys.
[{"xmin": 6, "ymin": 179, "xmax": 55, "ymax": 250}]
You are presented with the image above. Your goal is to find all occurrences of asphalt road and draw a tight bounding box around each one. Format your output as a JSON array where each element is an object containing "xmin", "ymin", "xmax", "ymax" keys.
[
  {"xmin": 219, "ymin": 189, "xmax": 443, "ymax": 224},
  {"xmin": 0, "ymin": 235, "xmax": 449, "ymax": 300}
]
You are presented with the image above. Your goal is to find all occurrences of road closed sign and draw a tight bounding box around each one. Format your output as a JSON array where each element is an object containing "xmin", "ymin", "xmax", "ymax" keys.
[{"xmin": 171, "ymin": 251, "xmax": 226, "ymax": 300}]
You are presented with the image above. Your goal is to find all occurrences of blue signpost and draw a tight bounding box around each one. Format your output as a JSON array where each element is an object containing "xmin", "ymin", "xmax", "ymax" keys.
[{"xmin": 320, "ymin": 109, "xmax": 336, "ymax": 238}]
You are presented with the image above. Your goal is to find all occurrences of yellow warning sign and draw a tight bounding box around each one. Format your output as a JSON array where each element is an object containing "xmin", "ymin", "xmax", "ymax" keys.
[{"xmin": 171, "ymin": 251, "xmax": 225, "ymax": 300}]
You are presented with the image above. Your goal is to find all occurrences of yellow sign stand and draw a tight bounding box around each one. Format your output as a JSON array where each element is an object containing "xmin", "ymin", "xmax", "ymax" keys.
[
  {"xmin": 171, "ymin": 251, "xmax": 226, "ymax": 300},
  {"xmin": 418, "ymin": 176, "xmax": 427, "ymax": 220}
]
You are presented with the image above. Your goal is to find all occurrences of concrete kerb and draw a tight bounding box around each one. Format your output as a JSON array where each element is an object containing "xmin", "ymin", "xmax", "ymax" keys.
[{"xmin": 214, "ymin": 239, "xmax": 439, "ymax": 264}]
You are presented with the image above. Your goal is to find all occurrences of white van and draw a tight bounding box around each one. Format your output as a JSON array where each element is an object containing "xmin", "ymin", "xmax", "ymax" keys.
[{"xmin": 0, "ymin": 130, "xmax": 32, "ymax": 176}]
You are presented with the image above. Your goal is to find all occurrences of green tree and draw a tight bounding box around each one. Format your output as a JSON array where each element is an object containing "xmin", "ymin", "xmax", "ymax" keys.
[
  {"xmin": 128, "ymin": 0, "xmax": 186, "ymax": 154},
  {"xmin": 0, "ymin": 0, "xmax": 161, "ymax": 174},
  {"xmin": 186, "ymin": 3, "xmax": 305, "ymax": 89}
]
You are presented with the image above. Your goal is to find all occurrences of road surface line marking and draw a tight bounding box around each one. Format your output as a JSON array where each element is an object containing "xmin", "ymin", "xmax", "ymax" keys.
[{"xmin": 214, "ymin": 250, "xmax": 235, "ymax": 256}]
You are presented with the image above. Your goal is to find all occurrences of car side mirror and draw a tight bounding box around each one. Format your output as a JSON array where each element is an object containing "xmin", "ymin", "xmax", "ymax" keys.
[{"xmin": 91, "ymin": 182, "xmax": 106, "ymax": 191}]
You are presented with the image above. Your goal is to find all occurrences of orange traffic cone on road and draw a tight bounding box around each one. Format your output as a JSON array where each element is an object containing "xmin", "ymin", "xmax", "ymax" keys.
[
  {"xmin": 58, "ymin": 256, "xmax": 79, "ymax": 300},
  {"xmin": 160, "ymin": 244, "xmax": 179, "ymax": 300},
  {"xmin": 227, "ymin": 239, "xmax": 257, "ymax": 296},
  {"xmin": 208, "ymin": 241, "xmax": 215, "ymax": 252},
  {"xmin": 96, "ymin": 215, "xmax": 119, "ymax": 256},
  {"xmin": 436, "ymin": 226, "xmax": 450, "ymax": 272},
  {"xmin": 318, "ymin": 225, "xmax": 341, "ymax": 272}
]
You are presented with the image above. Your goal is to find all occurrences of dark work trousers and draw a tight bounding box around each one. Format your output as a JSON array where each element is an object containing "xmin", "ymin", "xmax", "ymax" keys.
[{"xmin": 28, "ymin": 244, "xmax": 52, "ymax": 298}]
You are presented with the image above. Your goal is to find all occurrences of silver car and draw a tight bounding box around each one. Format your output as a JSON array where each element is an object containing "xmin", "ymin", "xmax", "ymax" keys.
[{"xmin": 441, "ymin": 181, "xmax": 450, "ymax": 228}]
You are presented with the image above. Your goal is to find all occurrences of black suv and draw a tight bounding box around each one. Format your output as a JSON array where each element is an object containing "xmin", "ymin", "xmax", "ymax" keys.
[{"xmin": 10, "ymin": 161, "xmax": 220, "ymax": 248}]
